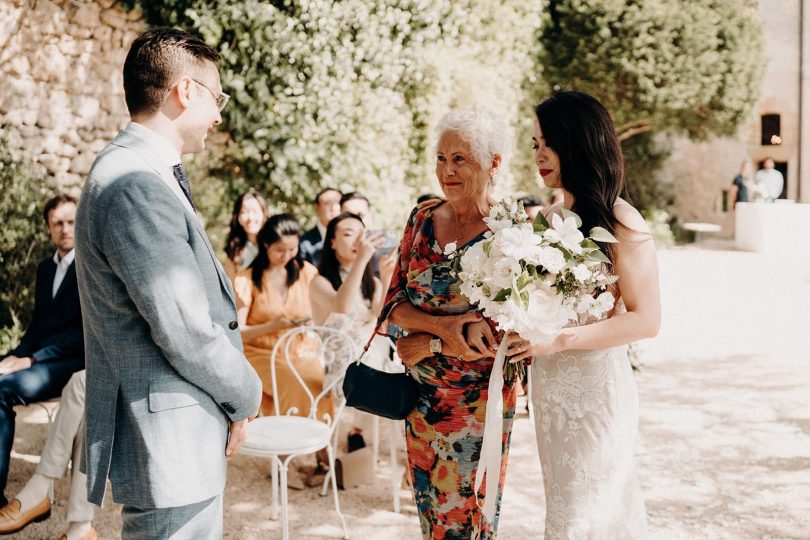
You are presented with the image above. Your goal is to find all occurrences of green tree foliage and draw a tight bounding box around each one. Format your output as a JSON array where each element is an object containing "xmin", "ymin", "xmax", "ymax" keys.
[
  {"xmin": 540, "ymin": 0, "xmax": 763, "ymax": 143},
  {"xmin": 0, "ymin": 130, "xmax": 54, "ymax": 351},
  {"xmin": 124, "ymin": 0, "xmax": 543, "ymax": 227}
]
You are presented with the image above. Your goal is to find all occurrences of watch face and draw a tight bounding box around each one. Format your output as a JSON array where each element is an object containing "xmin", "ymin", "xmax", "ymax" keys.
[{"xmin": 430, "ymin": 337, "xmax": 442, "ymax": 354}]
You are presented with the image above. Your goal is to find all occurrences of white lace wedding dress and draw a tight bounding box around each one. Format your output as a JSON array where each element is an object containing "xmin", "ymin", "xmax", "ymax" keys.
[{"xmin": 530, "ymin": 343, "xmax": 647, "ymax": 539}]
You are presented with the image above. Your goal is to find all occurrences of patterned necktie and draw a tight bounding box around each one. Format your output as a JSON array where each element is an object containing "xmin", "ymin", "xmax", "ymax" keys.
[{"xmin": 172, "ymin": 163, "xmax": 196, "ymax": 211}]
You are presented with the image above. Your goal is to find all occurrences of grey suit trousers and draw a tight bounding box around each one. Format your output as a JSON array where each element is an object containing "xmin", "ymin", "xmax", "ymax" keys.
[{"xmin": 121, "ymin": 494, "xmax": 222, "ymax": 540}]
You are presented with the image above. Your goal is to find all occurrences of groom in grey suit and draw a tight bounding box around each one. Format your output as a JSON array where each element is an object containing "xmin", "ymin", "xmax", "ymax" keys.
[{"xmin": 74, "ymin": 28, "xmax": 262, "ymax": 538}]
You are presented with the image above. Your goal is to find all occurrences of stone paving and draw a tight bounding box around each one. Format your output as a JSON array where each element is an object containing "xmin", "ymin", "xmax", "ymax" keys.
[{"xmin": 9, "ymin": 242, "xmax": 810, "ymax": 539}]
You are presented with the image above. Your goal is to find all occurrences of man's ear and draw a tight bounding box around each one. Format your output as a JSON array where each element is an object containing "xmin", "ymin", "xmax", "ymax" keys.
[{"xmin": 175, "ymin": 77, "xmax": 194, "ymax": 109}]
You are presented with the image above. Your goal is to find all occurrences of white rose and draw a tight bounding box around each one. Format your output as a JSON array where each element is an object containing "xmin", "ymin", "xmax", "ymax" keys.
[
  {"xmin": 571, "ymin": 263, "xmax": 591, "ymax": 282},
  {"xmin": 538, "ymin": 246, "xmax": 567, "ymax": 274}
]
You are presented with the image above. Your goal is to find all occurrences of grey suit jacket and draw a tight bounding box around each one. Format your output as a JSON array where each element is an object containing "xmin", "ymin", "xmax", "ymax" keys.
[{"xmin": 75, "ymin": 124, "xmax": 262, "ymax": 508}]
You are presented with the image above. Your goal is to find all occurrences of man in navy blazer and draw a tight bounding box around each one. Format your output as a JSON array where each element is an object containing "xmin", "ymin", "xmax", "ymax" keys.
[
  {"xmin": 300, "ymin": 187, "xmax": 342, "ymax": 266},
  {"xmin": 0, "ymin": 194, "xmax": 84, "ymax": 507}
]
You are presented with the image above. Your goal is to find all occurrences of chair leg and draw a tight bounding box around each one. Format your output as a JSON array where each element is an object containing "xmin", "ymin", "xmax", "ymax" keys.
[
  {"xmin": 321, "ymin": 431, "xmax": 339, "ymax": 497},
  {"xmin": 372, "ymin": 415, "xmax": 380, "ymax": 472},
  {"xmin": 389, "ymin": 421, "xmax": 400, "ymax": 513},
  {"xmin": 327, "ymin": 445, "xmax": 350, "ymax": 539},
  {"xmin": 280, "ymin": 461, "xmax": 290, "ymax": 540},
  {"xmin": 271, "ymin": 457, "xmax": 280, "ymax": 521}
]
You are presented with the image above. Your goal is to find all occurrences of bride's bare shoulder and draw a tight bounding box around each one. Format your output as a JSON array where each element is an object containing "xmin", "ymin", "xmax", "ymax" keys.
[{"xmin": 613, "ymin": 198, "xmax": 651, "ymax": 239}]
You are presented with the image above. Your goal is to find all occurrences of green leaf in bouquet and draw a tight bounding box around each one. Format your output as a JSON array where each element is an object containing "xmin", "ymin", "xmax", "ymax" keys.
[
  {"xmin": 589, "ymin": 226, "xmax": 619, "ymax": 243},
  {"xmin": 483, "ymin": 240, "xmax": 492, "ymax": 256},
  {"xmin": 493, "ymin": 288, "xmax": 511, "ymax": 302},
  {"xmin": 586, "ymin": 250, "xmax": 611, "ymax": 264},
  {"xmin": 580, "ymin": 239, "xmax": 600, "ymax": 252},
  {"xmin": 560, "ymin": 208, "xmax": 583, "ymax": 227},
  {"xmin": 532, "ymin": 212, "xmax": 550, "ymax": 231},
  {"xmin": 516, "ymin": 273, "xmax": 534, "ymax": 290}
]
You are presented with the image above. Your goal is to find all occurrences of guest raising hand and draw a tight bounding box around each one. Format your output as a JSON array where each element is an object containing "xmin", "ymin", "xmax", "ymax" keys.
[{"xmin": 233, "ymin": 214, "xmax": 328, "ymax": 421}]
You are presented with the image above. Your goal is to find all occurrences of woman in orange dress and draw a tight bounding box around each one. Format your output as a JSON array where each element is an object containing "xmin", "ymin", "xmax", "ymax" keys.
[{"xmin": 233, "ymin": 213, "xmax": 331, "ymax": 423}]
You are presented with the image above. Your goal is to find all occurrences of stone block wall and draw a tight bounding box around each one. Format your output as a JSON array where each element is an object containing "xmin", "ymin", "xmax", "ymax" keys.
[{"xmin": 0, "ymin": 0, "xmax": 144, "ymax": 188}]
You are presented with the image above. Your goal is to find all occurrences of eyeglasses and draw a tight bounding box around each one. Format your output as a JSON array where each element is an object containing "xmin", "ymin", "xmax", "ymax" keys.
[{"xmin": 191, "ymin": 78, "xmax": 230, "ymax": 112}]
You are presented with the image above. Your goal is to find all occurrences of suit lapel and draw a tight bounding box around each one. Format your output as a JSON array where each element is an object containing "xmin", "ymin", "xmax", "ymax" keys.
[
  {"xmin": 51, "ymin": 263, "xmax": 75, "ymax": 304},
  {"xmin": 42, "ymin": 259, "xmax": 57, "ymax": 306}
]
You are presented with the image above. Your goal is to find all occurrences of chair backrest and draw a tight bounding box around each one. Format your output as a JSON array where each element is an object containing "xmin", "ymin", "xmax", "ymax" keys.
[{"xmin": 269, "ymin": 325, "xmax": 357, "ymax": 425}]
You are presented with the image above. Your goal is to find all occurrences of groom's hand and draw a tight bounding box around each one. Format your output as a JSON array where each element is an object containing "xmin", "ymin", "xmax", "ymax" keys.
[{"xmin": 225, "ymin": 410, "xmax": 258, "ymax": 458}]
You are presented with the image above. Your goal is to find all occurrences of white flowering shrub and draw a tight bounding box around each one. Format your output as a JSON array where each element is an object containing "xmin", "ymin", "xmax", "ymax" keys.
[{"xmin": 126, "ymin": 0, "xmax": 543, "ymax": 228}]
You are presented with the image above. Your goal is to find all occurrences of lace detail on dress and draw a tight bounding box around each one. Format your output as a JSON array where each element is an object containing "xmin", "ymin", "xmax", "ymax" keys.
[{"xmin": 531, "ymin": 347, "xmax": 647, "ymax": 539}]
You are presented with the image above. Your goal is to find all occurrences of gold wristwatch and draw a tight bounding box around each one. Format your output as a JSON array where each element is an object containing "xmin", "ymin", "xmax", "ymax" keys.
[{"xmin": 429, "ymin": 337, "xmax": 442, "ymax": 355}]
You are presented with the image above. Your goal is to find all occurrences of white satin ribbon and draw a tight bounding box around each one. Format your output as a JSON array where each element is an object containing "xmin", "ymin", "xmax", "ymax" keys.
[{"xmin": 473, "ymin": 339, "xmax": 508, "ymax": 524}]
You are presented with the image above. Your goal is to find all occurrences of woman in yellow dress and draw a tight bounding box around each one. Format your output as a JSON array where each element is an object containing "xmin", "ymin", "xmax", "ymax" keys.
[{"xmin": 233, "ymin": 213, "xmax": 330, "ymax": 423}]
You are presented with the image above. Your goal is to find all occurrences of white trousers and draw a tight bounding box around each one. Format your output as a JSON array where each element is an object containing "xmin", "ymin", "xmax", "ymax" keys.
[{"xmin": 35, "ymin": 370, "xmax": 96, "ymax": 522}]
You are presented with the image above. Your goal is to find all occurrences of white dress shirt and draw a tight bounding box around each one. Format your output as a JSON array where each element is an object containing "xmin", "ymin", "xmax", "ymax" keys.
[
  {"xmin": 126, "ymin": 122, "xmax": 195, "ymax": 215},
  {"xmin": 52, "ymin": 248, "xmax": 75, "ymax": 298},
  {"xmin": 755, "ymin": 168, "xmax": 785, "ymax": 200}
]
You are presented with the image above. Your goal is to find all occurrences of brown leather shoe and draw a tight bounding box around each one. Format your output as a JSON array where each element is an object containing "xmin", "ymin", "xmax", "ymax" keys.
[
  {"xmin": 59, "ymin": 526, "xmax": 98, "ymax": 540},
  {"xmin": 0, "ymin": 497, "xmax": 51, "ymax": 534}
]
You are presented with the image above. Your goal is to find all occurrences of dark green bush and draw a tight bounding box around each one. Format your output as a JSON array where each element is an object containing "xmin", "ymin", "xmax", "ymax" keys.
[{"xmin": 0, "ymin": 130, "xmax": 54, "ymax": 351}]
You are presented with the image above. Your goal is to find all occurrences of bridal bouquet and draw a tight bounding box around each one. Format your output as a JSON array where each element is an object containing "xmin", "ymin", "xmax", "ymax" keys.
[
  {"xmin": 446, "ymin": 199, "xmax": 619, "ymax": 380},
  {"xmin": 450, "ymin": 199, "xmax": 619, "ymax": 523}
]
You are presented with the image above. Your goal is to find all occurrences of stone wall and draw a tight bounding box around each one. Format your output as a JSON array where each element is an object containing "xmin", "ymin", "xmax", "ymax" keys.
[{"xmin": 0, "ymin": 0, "xmax": 143, "ymax": 188}]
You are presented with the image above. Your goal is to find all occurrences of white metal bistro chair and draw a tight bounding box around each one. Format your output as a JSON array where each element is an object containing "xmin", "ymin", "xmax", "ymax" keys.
[{"xmin": 240, "ymin": 325, "xmax": 353, "ymax": 540}]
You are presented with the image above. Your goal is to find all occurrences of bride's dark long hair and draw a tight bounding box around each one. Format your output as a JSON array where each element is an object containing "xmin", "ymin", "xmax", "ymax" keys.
[{"xmin": 535, "ymin": 91, "xmax": 625, "ymax": 262}]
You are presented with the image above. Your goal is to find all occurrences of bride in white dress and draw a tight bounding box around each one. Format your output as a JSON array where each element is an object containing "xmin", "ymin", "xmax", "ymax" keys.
[{"xmin": 503, "ymin": 91, "xmax": 661, "ymax": 539}]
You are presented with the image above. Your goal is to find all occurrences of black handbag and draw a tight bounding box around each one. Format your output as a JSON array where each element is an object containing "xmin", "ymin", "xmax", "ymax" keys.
[{"xmin": 342, "ymin": 359, "xmax": 418, "ymax": 420}]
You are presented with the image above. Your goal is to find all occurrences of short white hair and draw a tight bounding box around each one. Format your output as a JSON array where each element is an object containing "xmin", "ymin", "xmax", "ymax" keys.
[{"xmin": 434, "ymin": 108, "xmax": 513, "ymax": 179}]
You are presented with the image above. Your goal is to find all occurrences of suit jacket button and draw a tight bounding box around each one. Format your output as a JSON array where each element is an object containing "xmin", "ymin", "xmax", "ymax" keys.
[
  {"xmin": 228, "ymin": 321, "xmax": 238, "ymax": 330},
  {"xmin": 221, "ymin": 402, "xmax": 235, "ymax": 414}
]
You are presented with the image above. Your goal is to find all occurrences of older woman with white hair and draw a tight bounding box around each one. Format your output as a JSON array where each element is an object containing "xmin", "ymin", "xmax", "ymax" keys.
[{"xmin": 375, "ymin": 108, "xmax": 515, "ymax": 539}]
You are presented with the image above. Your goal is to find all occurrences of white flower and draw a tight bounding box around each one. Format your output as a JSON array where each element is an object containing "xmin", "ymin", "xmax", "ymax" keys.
[
  {"xmin": 576, "ymin": 291, "xmax": 615, "ymax": 319},
  {"xmin": 459, "ymin": 241, "xmax": 487, "ymax": 271},
  {"xmin": 483, "ymin": 215, "xmax": 513, "ymax": 232},
  {"xmin": 544, "ymin": 214, "xmax": 584, "ymax": 254},
  {"xmin": 537, "ymin": 246, "xmax": 566, "ymax": 274},
  {"xmin": 443, "ymin": 241, "xmax": 457, "ymax": 255},
  {"xmin": 571, "ymin": 263, "xmax": 591, "ymax": 282},
  {"xmin": 493, "ymin": 224, "xmax": 542, "ymax": 260}
]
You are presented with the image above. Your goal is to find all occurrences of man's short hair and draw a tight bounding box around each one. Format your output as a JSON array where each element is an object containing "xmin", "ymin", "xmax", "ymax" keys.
[
  {"xmin": 314, "ymin": 187, "xmax": 341, "ymax": 206},
  {"xmin": 340, "ymin": 191, "xmax": 370, "ymax": 207},
  {"xmin": 123, "ymin": 27, "xmax": 220, "ymax": 117},
  {"xmin": 43, "ymin": 194, "xmax": 78, "ymax": 224}
]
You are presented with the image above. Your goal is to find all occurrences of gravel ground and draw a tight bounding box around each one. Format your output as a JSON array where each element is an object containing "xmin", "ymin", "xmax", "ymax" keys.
[{"xmin": 9, "ymin": 241, "xmax": 810, "ymax": 539}]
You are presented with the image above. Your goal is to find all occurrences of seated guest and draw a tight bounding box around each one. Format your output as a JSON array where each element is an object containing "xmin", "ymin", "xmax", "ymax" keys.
[
  {"xmin": 224, "ymin": 190, "xmax": 268, "ymax": 282},
  {"xmin": 0, "ymin": 194, "xmax": 85, "ymax": 513},
  {"xmin": 0, "ymin": 371, "xmax": 96, "ymax": 540},
  {"xmin": 517, "ymin": 194, "xmax": 543, "ymax": 222},
  {"xmin": 310, "ymin": 212, "xmax": 391, "ymax": 358},
  {"xmin": 300, "ymin": 187, "xmax": 342, "ymax": 266},
  {"xmin": 340, "ymin": 191, "xmax": 373, "ymax": 228},
  {"xmin": 234, "ymin": 214, "xmax": 328, "ymax": 420},
  {"xmin": 310, "ymin": 213, "xmax": 398, "ymax": 478}
]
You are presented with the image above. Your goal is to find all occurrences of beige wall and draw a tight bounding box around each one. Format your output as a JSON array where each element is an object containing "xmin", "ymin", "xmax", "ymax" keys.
[
  {"xmin": 0, "ymin": 0, "xmax": 143, "ymax": 189},
  {"xmin": 664, "ymin": 0, "xmax": 807, "ymax": 234}
]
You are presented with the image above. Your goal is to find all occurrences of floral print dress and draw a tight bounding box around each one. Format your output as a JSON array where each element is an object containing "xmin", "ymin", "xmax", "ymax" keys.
[{"xmin": 379, "ymin": 200, "xmax": 517, "ymax": 539}]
